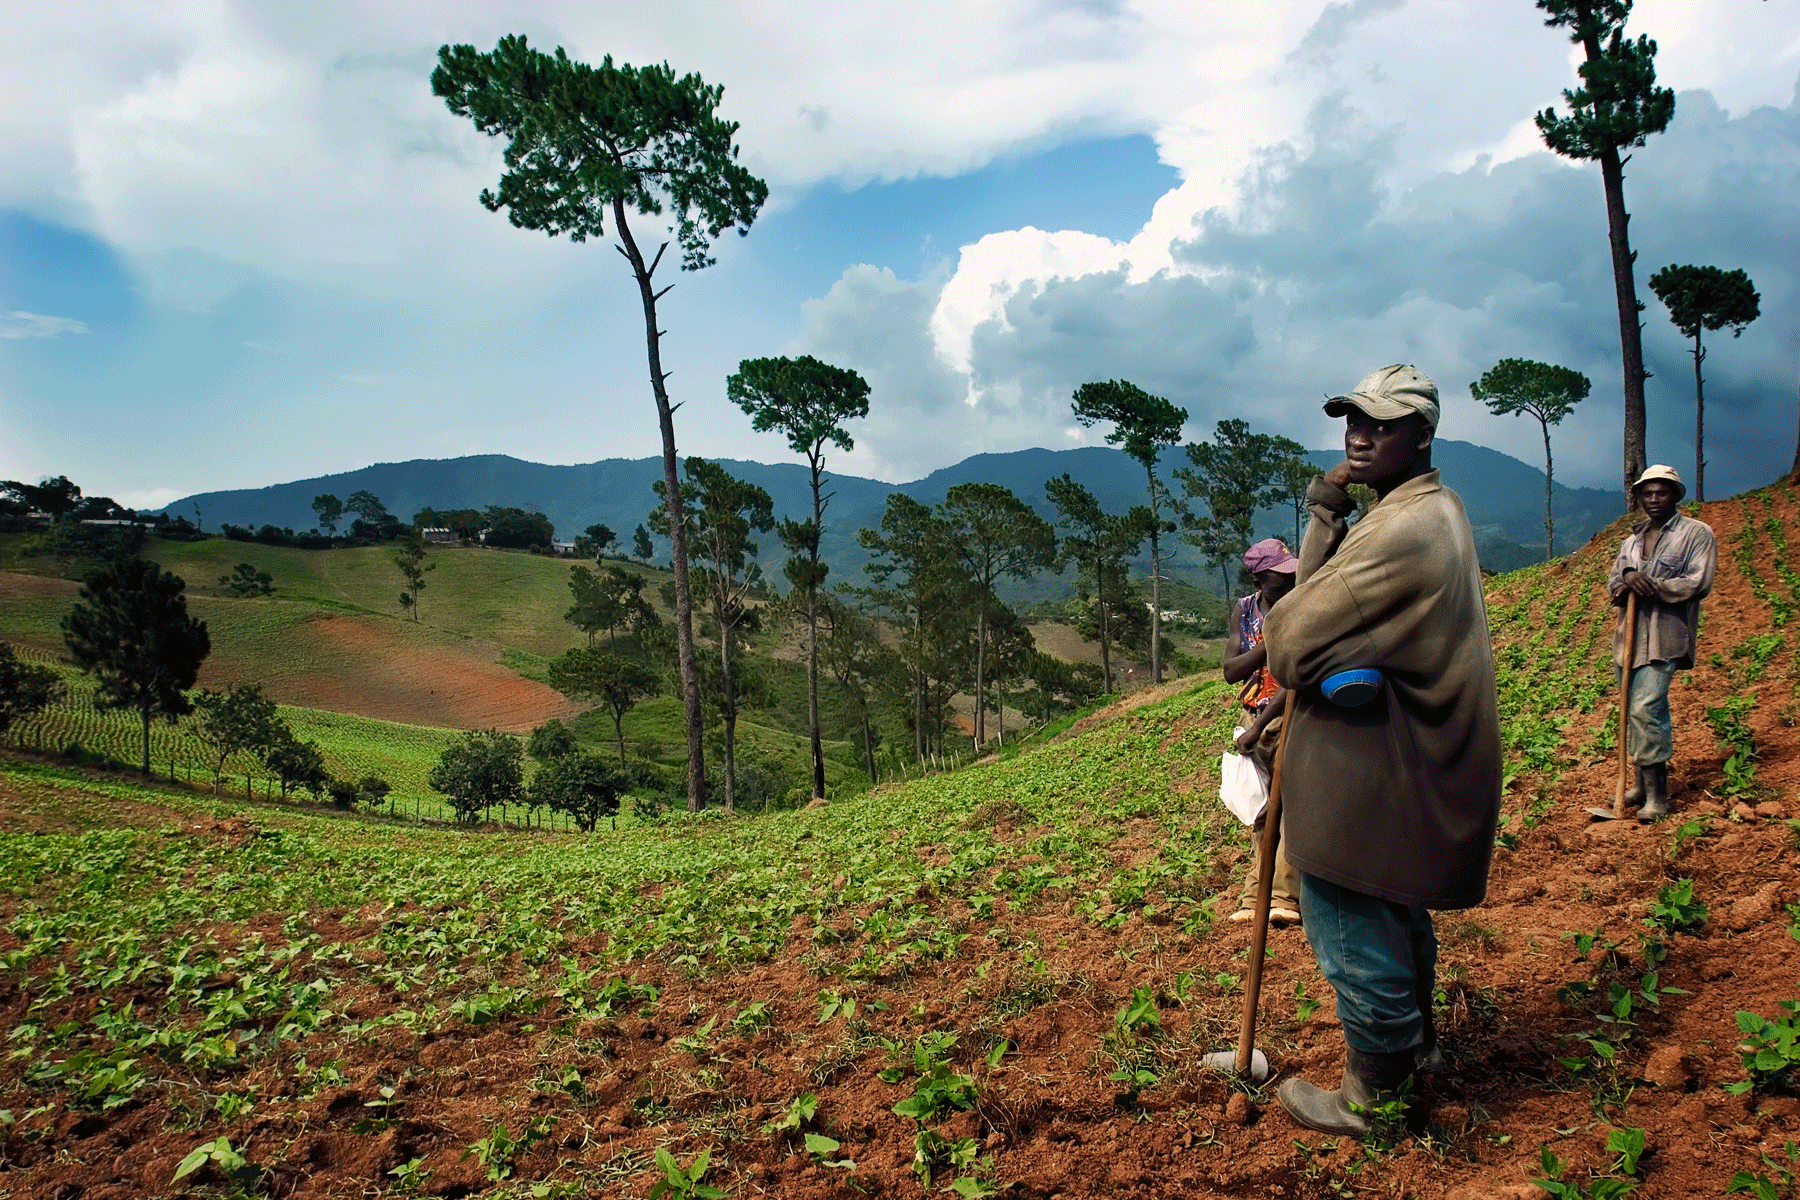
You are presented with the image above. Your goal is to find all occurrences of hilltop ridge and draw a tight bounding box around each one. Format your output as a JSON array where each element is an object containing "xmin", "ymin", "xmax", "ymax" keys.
[{"xmin": 154, "ymin": 440, "xmax": 1622, "ymax": 583}]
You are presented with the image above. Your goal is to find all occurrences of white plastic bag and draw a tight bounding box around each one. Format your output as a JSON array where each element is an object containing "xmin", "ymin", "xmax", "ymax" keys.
[{"xmin": 1218, "ymin": 727, "xmax": 1269, "ymax": 826}]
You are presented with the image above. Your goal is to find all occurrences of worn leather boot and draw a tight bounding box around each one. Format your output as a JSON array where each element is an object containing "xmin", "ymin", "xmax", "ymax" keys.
[
  {"xmin": 1621, "ymin": 765, "xmax": 1645, "ymax": 809},
  {"xmin": 1276, "ymin": 1048, "xmax": 1416, "ymax": 1140},
  {"xmin": 1636, "ymin": 763, "xmax": 1671, "ymax": 821}
]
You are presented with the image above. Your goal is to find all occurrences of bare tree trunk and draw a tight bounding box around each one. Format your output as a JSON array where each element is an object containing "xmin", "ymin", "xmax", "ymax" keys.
[
  {"xmin": 806, "ymin": 462, "xmax": 827, "ymax": 800},
  {"xmin": 913, "ymin": 608, "xmax": 925, "ymax": 763},
  {"xmin": 1145, "ymin": 464, "xmax": 1163, "ymax": 684},
  {"xmin": 860, "ymin": 707, "xmax": 876, "ymax": 783},
  {"xmin": 1095, "ymin": 551, "xmax": 1113, "ymax": 693},
  {"xmin": 805, "ymin": 591, "xmax": 823, "ymax": 799},
  {"xmin": 972, "ymin": 602, "xmax": 987, "ymax": 749},
  {"xmin": 1692, "ymin": 331, "xmax": 1707, "ymax": 503},
  {"xmin": 614, "ymin": 199, "xmax": 705, "ymax": 811},
  {"xmin": 720, "ymin": 623, "xmax": 736, "ymax": 813},
  {"xmin": 1791, "ymin": 363, "xmax": 1800, "ymax": 480},
  {"xmin": 1541, "ymin": 418, "xmax": 1555, "ymax": 562},
  {"xmin": 1590, "ymin": 98, "xmax": 1649, "ymax": 501}
]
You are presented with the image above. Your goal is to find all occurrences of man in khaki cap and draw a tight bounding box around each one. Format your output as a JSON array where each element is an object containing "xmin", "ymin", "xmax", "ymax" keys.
[
  {"xmin": 1607, "ymin": 465, "xmax": 1716, "ymax": 820},
  {"xmin": 1264, "ymin": 364, "xmax": 1502, "ymax": 1140}
]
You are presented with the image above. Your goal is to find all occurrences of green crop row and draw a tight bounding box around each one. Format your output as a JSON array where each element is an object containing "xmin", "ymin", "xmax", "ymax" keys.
[
  {"xmin": 0, "ymin": 679, "xmax": 1246, "ymax": 1132},
  {"xmin": 2, "ymin": 666, "xmax": 476, "ymax": 821}
]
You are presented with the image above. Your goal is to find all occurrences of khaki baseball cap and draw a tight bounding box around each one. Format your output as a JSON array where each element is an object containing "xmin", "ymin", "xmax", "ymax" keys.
[
  {"xmin": 1632, "ymin": 464, "xmax": 1686, "ymax": 502},
  {"xmin": 1324, "ymin": 364, "xmax": 1440, "ymax": 429}
]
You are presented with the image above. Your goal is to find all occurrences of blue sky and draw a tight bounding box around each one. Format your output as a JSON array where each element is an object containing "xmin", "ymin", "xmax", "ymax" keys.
[{"xmin": 2, "ymin": 1, "xmax": 1798, "ymax": 510}]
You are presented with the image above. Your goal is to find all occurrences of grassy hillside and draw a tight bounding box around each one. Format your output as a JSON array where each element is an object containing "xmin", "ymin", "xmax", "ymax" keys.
[
  {"xmin": 146, "ymin": 537, "xmax": 657, "ymax": 659},
  {"xmin": 3, "ymin": 531, "xmax": 1137, "ymax": 782},
  {"xmin": 1, "ymin": 484, "xmax": 1798, "ymax": 1197}
]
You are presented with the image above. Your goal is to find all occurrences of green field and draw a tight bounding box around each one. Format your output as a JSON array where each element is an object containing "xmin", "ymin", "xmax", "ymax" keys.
[
  {"xmin": 1, "ymin": 531, "xmax": 1160, "ymax": 815},
  {"xmin": 6, "ymin": 659, "xmax": 473, "ymax": 822},
  {"xmin": 147, "ymin": 537, "xmax": 674, "ymax": 659}
]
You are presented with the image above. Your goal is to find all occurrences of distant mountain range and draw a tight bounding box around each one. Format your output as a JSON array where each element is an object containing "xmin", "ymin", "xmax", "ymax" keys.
[{"xmin": 156, "ymin": 440, "xmax": 1623, "ymax": 591}]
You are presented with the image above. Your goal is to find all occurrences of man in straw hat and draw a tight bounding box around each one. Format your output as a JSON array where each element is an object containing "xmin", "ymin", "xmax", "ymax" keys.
[
  {"xmin": 1607, "ymin": 465, "xmax": 1716, "ymax": 821},
  {"xmin": 1264, "ymin": 364, "xmax": 1502, "ymax": 1139}
]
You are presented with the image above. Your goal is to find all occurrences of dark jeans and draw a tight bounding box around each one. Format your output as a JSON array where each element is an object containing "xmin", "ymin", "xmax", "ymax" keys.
[{"xmin": 1298, "ymin": 872, "xmax": 1437, "ymax": 1055}]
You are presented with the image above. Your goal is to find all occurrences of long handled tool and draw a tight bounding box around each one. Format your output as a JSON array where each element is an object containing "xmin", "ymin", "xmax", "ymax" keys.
[
  {"xmin": 1202, "ymin": 687, "xmax": 1296, "ymax": 1083},
  {"xmin": 1587, "ymin": 591, "xmax": 1638, "ymax": 821}
]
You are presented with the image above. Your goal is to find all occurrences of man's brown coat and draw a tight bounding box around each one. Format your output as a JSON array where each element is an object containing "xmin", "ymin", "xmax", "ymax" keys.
[{"xmin": 1264, "ymin": 470, "xmax": 1502, "ymax": 910}]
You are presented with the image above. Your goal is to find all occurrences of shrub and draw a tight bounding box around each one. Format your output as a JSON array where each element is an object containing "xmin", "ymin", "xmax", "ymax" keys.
[{"xmin": 428, "ymin": 730, "xmax": 525, "ymax": 825}]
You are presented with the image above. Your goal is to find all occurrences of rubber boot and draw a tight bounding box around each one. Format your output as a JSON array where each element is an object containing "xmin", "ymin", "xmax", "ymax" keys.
[
  {"xmin": 1276, "ymin": 1048, "xmax": 1416, "ymax": 1140},
  {"xmin": 1621, "ymin": 765, "xmax": 1645, "ymax": 809},
  {"xmin": 1636, "ymin": 763, "xmax": 1671, "ymax": 821}
]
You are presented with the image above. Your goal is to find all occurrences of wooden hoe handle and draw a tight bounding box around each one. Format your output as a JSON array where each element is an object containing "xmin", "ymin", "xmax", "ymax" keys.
[
  {"xmin": 1236, "ymin": 687, "xmax": 1297, "ymax": 1075},
  {"xmin": 1614, "ymin": 591, "xmax": 1638, "ymax": 820}
]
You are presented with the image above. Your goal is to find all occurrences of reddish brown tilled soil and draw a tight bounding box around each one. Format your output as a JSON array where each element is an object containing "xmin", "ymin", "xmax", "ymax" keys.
[
  {"xmin": 2, "ymin": 489, "xmax": 1798, "ymax": 1198},
  {"xmin": 278, "ymin": 613, "xmax": 583, "ymax": 733}
]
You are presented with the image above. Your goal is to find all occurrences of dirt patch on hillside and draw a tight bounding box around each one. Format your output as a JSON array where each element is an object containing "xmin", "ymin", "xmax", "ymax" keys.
[
  {"xmin": 277, "ymin": 613, "xmax": 582, "ymax": 733},
  {"xmin": 0, "ymin": 571, "xmax": 79, "ymax": 601}
]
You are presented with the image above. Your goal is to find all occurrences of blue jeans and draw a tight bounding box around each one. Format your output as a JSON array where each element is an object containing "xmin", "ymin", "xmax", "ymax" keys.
[
  {"xmin": 1623, "ymin": 659, "xmax": 1678, "ymax": 766},
  {"xmin": 1299, "ymin": 873, "xmax": 1437, "ymax": 1055}
]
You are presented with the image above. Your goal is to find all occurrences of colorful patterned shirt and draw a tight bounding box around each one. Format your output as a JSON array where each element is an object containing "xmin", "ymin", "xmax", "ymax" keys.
[{"xmin": 1237, "ymin": 594, "xmax": 1281, "ymax": 710}]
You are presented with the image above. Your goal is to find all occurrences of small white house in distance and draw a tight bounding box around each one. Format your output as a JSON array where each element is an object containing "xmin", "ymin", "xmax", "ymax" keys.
[
  {"xmin": 551, "ymin": 540, "xmax": 577, "ymax": 555},
  {"xmin": 421, "ymin": 527, "xmax": 457, "ymax": 543}
]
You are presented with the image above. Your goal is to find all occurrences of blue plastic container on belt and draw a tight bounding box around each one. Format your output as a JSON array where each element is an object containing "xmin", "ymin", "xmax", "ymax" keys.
[{"xmin": 1320, "ymin": 667, "xmax": 1384, "ymax": 707}]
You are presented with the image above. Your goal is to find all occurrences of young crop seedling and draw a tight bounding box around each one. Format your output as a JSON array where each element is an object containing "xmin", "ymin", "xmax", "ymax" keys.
[
  {"xmin": 1728, "ymin": 1139, "xmax": 1799, "ymax": 1200},
  {"xmin": 351, "ymin": 1085, "xmax": 401, "ymax": 1133},
  {"xmin": 762, "ymin": 1092, "xmax": 817, "ymax": 1134},
  {"xmin": 803, "ymin": 1132, "xmax": 856, "ymax": 1170},
  {"xmin": 1643, "ymin": 878, "xmax": 1708, "ymax": 936},
  {"xmin": 1358, "ymin": 1092, "xmax": 1415, "ymax": 1153},
  {"xmin": 388, "ymin": 1156, "xmax": 432, "ymax": 1194},
  {"xmin": 463, "ymin": 1116, "xmax": 555, "ymax": 1183},
  {"xmin": 1667, "ymin": 817, "xmax": 1708, "ymax": 860},
  {"xmin": 1530, "ymin": 1143, "xmax": 1639, "ymax": 1199},
  {"xmin": 1115, "ymin": 987, "xmax": 1161, "ymax": 1036},
  {"xmin": 213, "ymin": 1087, "xmax": 257, "ymax": 1125},
  {"xmin": 1606, "ymin": 1126, "xmax": 1647, "ymax": 1177},
  {"xmin": 731, "ymin": 1000, "xmax": 772, "ymax": 1032},
  {"xmin": 647, "ymin": 1146, "xmax": 728, "ymax": 1200},
  {"xmin": 816, "ymin": 988, "xmax": 857, "ymax": 1024},
  {"xmin": 1726, "ymin": 1000, "xmax": 1800, "ymax": 1095},
  {"xmin": 944, "ymin": 1166, "xmax": 1003, "ymax": 1197},
  {"xmin": 672, "ymin": 1016, "xmax": 719, "ymax": 1058},
  {"xmin": 886, "ymin": 1033, "xmax": 980, "ymax": 1123},
  {"xmin": 174, "ymin": 1137, "xmax": 265, "ymax": 1197},
  {"xmin": 911, "ymin": 1129, "xmax": 980, "ymax": 1189}
]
